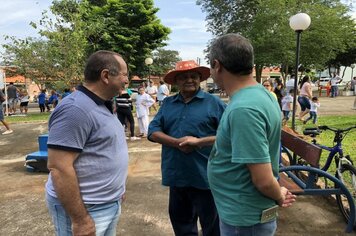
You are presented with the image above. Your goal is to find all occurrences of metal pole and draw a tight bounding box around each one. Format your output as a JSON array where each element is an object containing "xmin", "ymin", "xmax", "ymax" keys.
[
  {"xmin": 3, "ymin": 69, "xmax": 9, "ymax": 117},
  {"xmin": 291, "ymin": 30, "xmax": 302, "ymax": 131},
  {"xmin": 148, "ymin": 65, "xmax": 151, "ymax": 82}
]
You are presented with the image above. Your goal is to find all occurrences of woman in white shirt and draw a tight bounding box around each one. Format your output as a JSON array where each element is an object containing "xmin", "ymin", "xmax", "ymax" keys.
[
  {"xmin": 297, "ymin": 75, "xmax": 312, "ymax": 121},
  {"xmin": 136, "ymin": 86, "xmax": 155, "ymax": 137}
]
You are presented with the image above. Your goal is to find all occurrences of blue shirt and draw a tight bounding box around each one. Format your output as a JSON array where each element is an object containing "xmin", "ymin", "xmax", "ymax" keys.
[
  {"xmin": 46, "ymin": 85, "xmax": 129, "ymax": 204},
  {"xmin": 148, "ymin": 89, "xmax": 226, "ymax": 189},
  {"xmin": 48, "ymin": 94, "xmax": 58, "ymax": 104},
  {"xmin": 38, "ymin": 93, "xmax": 46, "ymax": 104}
]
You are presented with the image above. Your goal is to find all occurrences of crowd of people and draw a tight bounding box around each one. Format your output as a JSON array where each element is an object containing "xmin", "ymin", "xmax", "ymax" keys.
[
  {"xmin": 261, "ymin": 75, "xmax": 322, "ymax": 125},
  {"xmin": 0, "ymin": 32, "xmax": 354, "ymax": 236}
]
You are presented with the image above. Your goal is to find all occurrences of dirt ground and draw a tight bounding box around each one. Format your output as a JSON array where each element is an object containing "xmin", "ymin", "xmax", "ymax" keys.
[{"xmin": 0, "ymin": 96, "xmax": 355, "ymax": 236}]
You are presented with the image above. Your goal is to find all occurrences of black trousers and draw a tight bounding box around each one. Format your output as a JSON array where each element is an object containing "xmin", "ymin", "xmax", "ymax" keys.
[
  {"xmin": 169, "ymin": 186, "xmax": 220, "ymax": 236},
  {"xmin": 39, "ymin": 104, "xmax": 45, "ymax": 112},
  {"xmin": 117, "ymin": 108, "xmax": 135, "ymax": 137}
]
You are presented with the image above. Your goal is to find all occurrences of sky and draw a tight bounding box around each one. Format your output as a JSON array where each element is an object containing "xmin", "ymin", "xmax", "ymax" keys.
[
  {"xmin": 0, "ymin": 0, "xmax": 355, "ymax": 68},
  {"xmin": 0, "ymin": 0, "xmax": 212, "ymax": 66}
]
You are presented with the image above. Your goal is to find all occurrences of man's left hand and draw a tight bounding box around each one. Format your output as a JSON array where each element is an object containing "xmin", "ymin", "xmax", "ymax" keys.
[{"xmin": 179, "ymin": 136, "xmax": 200, "ymax": 147}]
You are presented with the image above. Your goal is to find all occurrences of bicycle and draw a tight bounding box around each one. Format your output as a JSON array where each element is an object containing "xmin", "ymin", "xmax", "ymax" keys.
[{"xmin": 301, "ymin": 125, "xmax": 356, "ymax": 224}]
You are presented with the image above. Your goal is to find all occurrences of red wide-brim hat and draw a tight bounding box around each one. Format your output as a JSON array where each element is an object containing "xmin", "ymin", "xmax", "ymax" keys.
[{"xmin": 163, "ymin": 60, "xmax": 210, "ymax": 85}]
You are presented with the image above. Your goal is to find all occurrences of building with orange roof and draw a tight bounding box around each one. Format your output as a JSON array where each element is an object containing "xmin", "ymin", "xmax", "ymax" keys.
[{"xmin": 1, "ymin": 73, "xmax": 41, "ymax": 102}]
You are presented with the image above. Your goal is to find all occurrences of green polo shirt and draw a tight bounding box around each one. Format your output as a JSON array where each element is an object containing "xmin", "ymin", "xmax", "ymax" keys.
[{"xmin": 207, "ymin": 84, "xmax": 281, "ymax": 226}]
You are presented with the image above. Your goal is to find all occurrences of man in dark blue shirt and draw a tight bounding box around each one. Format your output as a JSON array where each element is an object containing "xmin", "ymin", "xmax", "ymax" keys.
[{"xmin": 148, "ymin": 60, "xmax": 226, "ymax": 236}]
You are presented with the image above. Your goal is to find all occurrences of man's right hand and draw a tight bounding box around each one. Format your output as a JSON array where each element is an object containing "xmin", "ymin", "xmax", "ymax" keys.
[{"xmin": 72, "ymin": 215, "xmax": 96, "ymax": 236}]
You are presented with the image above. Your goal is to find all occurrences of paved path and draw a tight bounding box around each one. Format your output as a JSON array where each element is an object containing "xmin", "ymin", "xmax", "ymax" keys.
[{"xmin": 0, "ymin": 95, "xmax": 355, "ymax": 235}]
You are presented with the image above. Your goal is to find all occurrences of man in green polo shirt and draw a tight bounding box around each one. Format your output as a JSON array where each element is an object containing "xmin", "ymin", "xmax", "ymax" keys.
[{"xmin": 207, "ymin": 33, "xmax": 296, "ymax": 236}]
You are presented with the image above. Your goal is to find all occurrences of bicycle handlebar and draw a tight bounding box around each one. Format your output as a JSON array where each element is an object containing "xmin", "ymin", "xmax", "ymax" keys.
[
  {"xmin": 303, "ymin": 125, "xmax": 356, "ymax": 137},
  {"xmin": 318, "ymin": 125, "xmax": 356, "ymax": 133}
]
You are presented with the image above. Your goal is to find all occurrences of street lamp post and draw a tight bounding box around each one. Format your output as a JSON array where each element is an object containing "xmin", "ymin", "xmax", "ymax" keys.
[
  {"xmin": 289, "ymin": 13, "xmax": 311, "ymax": 131},
  {"xmin": 145, "ymin": 57, "xmax": 153, "ymax": 82}
]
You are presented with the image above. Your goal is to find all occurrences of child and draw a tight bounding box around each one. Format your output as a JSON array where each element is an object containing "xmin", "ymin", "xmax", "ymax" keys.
[
  {"xmin": 304, "ymin": 96, "xmax": 320, "ymax": 124},
  {"xmin": 135, "ymin": 86, "xmax": 155, "ymax": 138},
  {"xmin": 281, "ymin": 89, "xmax": 294, "ymax": 123}
]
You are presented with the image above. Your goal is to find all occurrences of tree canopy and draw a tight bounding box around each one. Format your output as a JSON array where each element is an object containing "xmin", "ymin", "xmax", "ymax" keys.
[
  {"xmin": 198, "ymin": 0, "xmax": 356, "ymax": 82},
  {"xmin": 149, "ymin": 48, "xmax": 181, "ymax": 78},
  {"xmin": 1, "ymin": 0, "xmax": 170, "ymax": 88}
]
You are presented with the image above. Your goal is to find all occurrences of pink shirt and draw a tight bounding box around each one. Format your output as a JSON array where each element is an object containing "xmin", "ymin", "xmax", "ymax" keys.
[{"xmin": 300, "ymin": 82, "xmax": 312, "ymax": 98}]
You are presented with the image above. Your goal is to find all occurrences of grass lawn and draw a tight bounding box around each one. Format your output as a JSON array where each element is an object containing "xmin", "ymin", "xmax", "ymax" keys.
[
  {"xmin": 5, "ymin": 112, "xmax": 51, "ymax": 123},
  {"xmin": 295, "ymin": 115, "xmax": 356, "ymax": 173}
]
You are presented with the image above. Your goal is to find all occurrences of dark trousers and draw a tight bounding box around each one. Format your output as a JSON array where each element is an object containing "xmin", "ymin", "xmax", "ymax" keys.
[
  {"xmin": 117, "ymin": 108, "xmax": 135, "ymax": 137},
  {"xmin": 331, "ymin": 85, "xmax": 338, "ymax": 97},
  {"xmin": 39, "ymin": 104, "xmax": 45, "ymax": 112},
  {"xmin": 169, "ymin": 186, "xmax": 220, "ymax": 236}
]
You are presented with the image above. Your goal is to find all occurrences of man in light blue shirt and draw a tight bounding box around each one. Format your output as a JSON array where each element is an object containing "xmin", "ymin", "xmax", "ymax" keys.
[{"xmin": 46, "ymin": 50, "xmax": 129, "ymax": 236}]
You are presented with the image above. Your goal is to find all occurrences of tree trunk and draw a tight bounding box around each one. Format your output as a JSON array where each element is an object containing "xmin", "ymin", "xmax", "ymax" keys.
[
  {"xmin": 341, "ymin": 67, "xmax": 347, "ymax": 78},
  {"xmin": 255, "ymin": 64, "xmax": 263, "ymax": 83}
]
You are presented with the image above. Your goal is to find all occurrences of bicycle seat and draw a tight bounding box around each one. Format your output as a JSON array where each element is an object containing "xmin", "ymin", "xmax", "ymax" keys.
[{"xmin": 303, "ymin": 129, "xmax": 321, "ymax": 137}]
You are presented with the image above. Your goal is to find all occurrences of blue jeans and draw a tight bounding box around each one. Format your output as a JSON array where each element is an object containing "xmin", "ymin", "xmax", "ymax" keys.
[
  {"xmin": 282, "ymin": 110, "xmax": 290, "ymax": 120},
  {"xmin": 304, "ymin": 111, "xmax": 318, "ymax": 124},
  {"xmin": 169, "ymin": 186, "xmax": 220, "ymax": 236},
  {"xmin": 220, "ymin": 220, "xmax": 277, "ymax": 236},
  {"xmin": 331, "ymin": 85, "xmax": 338, "ymax": 97},
  {"xmin": 46, "ymin": 193, "xmax": 121, "ymax": 236}
]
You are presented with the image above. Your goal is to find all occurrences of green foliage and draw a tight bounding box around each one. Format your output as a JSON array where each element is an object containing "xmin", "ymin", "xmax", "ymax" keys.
[
  {"xmin": 150, "ymin": 48, "xmax": 181, "ymax": 77},
  {"xmin": 81, "ymin": 0, "xmax": 171, "ymax": 76},
  {"xmin": 197, "ymin": 0, "xmax": 356, "ymax": 81},
  {"xmin": 2, "ymin": 0, "xmax": 87, "ymax": 88},
  {"xmin": 2, "ymin": 37, "xmax": 62, "ymax": 88},
  {"xmin": 1, "ymin": 0, "xmax": 170, "ymax": 85}
]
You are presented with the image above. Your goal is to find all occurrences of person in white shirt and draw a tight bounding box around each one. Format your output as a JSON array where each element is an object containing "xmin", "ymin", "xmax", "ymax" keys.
[
  {"xmin": 145, "ymin": 80, "xmax": 158, "ymax": 112},
  {"xmin": 330, "ymin": 73, "xmax": 342, "ymax": 98},
  {"xmin": 303, "ymin": 96, "xmax": 320, "ymax": 124},
  {"xmin": 285, "ymin": 75, "xmax": 296, "ymax": 95},
  {"xmin": 157, "ymin": 81, "xmax": 169, "ymax": 106},
  {"xmin": 19, "ymin": 90, "xmax": 30, "ymax": 114},
  {"xmin": 136, "ymin": 86, "xmax": 155, "ymax": 137},
  {"xmin": 281, "ymin": 89, "xmax": 294, "ymax": 123}
]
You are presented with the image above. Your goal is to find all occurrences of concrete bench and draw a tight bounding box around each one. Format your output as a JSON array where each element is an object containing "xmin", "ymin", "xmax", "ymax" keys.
[
  {"xmin": 25, "ymin": 134, "xmax": 49, "ymax": 173},
  {"xmin": 279, "ymin": 129, "xmax": 355, "ymax": 233}
]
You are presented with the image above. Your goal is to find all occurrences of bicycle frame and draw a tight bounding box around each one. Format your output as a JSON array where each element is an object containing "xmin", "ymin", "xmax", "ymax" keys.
[
  {"xmin": 309, "ymin": 126, "xmax": 355, "ymax": 172},
  {"xmin": 316, "ymin": 142, "xmax": 343, "ymax": 172}
]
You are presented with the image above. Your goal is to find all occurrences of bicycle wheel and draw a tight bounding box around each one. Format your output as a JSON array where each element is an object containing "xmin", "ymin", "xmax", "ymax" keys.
[{"xmin": 335, "ymin": 163, "xmax": 356, "ymax": 223}]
